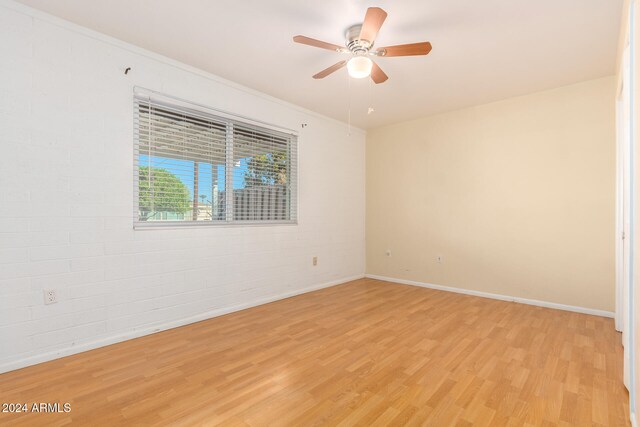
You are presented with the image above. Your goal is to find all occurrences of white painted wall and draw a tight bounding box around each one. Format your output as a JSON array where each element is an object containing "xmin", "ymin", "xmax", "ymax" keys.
[
  {"xmin": 366, "ymin": 77, "xmax": 616, "ymax": 313},
  {"xmin": 0, "ymin": 1, "xmax": 366, "ymax": 373}
]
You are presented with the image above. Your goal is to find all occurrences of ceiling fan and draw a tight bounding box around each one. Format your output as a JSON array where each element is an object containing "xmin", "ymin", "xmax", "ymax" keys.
[{"xmin": 293, "ymin": 7, "xmax": 432, "ymax": 84}]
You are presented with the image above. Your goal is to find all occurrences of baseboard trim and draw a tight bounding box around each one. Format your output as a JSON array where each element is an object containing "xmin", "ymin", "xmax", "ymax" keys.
[
  {"xmin": 0, "ymin": 274, "xmax": 364, "ymax": 374},
  {"xmin": 365, "ymin": 274, "xmax": 615, "ymax": 318}
]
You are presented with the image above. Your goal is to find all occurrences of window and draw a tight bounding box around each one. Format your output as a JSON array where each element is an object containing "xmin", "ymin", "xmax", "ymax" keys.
[{"xmin": 133, "ymin": 89, "xmax": 297, "ymax": 227}]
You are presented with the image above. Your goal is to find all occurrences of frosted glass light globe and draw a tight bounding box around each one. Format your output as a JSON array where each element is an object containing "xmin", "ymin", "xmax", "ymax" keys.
[{"xmin": 347, "ymin": 56, "xmax": 373, "ymax": 78}]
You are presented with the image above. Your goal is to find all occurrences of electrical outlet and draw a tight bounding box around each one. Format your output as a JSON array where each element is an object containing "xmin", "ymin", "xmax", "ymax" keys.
[
  {"xmin": 43, "ymin": 289, "xmax": 57, "ymax": 305},
  {"xmin": 385, "ymin": 249, "xmax": 392, "ymax": 257},
  {"xmin": 312, "ymin": 256, "xmax": 318, "ymax": 266},
  {"xmin": 436, "ymin": 255, "xmax": 443, "ymax": 264}
]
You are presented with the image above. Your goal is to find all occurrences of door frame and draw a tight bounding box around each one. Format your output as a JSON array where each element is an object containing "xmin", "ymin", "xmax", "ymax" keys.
[
  {"xmin": 616, "ymin": 0, "xmax": 636, "ymax": 420},
  {"xmin": 616, "ymin": 48, "xmax": 632, "ymax": 389}
]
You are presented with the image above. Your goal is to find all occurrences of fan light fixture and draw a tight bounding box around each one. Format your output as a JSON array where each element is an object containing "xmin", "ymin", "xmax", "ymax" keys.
[
  {"xmin": 347, "ymin": 56, "xmax": 373, "ymax": 78},
  {"xmin": 293, "ymin": 7, "xmax": 433, "ymax": 83}
]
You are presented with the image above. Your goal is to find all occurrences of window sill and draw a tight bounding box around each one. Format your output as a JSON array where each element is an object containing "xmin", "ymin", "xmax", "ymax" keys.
[{"xmin": 133, "ymin": 220, "xmax": 298, "ymax": 230}]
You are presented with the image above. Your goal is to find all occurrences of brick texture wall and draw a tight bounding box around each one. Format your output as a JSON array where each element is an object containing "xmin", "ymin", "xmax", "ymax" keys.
[{"xmin": 0, "ymin": 1, "xmax": 365, "ymax": 372}]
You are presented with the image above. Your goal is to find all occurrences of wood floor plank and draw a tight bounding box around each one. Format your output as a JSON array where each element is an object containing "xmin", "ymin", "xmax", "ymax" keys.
[{"xmin": 0, "ymin": 278, "xmax": 630, "ymax": 426}]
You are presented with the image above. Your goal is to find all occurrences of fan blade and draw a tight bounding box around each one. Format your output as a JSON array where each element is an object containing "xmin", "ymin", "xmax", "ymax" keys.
[
  {"xmin": 359, "ymin": 7, "xmax": 387, "ymax": 43},
  {"xmin": 371, "ymin": 61, "xmax": 388, "ymax": 84},
  {"xmin": 379, "ymin": 42, "xmax": 432, "ymax": 57},
  {"xmin": 313, "ymin": 60, "xmax": 348, "ymax": 79},
  {"xmin": 293, "ymin": 35, "xmax": 344, "ymax": 52}
]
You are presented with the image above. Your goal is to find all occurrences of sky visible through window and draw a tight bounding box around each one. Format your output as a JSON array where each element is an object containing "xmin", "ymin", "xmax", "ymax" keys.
[{"xmin": 139, "ymin": 154, "xmax": 250, "ymax": 202}]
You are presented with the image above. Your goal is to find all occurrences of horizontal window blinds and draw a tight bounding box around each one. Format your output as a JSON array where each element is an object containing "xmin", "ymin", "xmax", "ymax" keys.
[{"xmin": 134, "ymin": 91, "xmax": 297, "ymax": 226}]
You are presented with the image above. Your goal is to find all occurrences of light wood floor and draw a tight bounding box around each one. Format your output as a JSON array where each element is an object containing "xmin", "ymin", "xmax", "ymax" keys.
[{"xmin": 0, "ymin": 279, "xmax": 629, "ymax": 426}]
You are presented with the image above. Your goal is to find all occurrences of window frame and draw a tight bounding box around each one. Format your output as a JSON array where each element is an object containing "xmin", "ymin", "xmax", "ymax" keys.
[{"xmin": 133, "ymin": 87, "xmax": 299, "ymax": 229}]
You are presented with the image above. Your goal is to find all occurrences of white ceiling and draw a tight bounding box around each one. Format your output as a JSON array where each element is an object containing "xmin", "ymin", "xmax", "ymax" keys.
[{"xmin": 17, "ymin": 0, "xmax": 623, "ymax": 129}]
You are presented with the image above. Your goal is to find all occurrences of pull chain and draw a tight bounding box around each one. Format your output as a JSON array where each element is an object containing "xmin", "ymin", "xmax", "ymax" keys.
[
  {"xmin": 347, "ymin": 74, "xmax": 352, "ymax": 135},
  {"xmin": 367, "ymin": 76, "xmax": 374, "ymax": 116}
]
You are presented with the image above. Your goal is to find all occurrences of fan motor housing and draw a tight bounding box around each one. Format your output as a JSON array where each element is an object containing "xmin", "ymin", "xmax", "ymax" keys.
[{"xmin": 345, "ymin": 24, "xmax": 373, "ymax": 54}]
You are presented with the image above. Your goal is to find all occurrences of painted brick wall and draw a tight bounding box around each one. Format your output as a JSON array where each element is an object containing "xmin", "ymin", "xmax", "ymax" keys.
[{"xmin": 0, "ymin": 1, "xmax": 366, "ymax": 372}]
